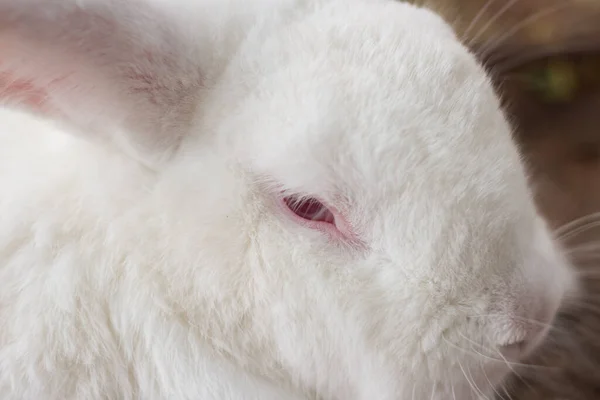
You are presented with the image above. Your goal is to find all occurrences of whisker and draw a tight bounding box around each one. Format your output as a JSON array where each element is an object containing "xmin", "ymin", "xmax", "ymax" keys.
[
  {"xmin": 478, "ymin": 0, "xmax": 575, "ymax": 66},
  {"xmin": 442, "ymin": 334, "xmax": 550, "ymax": 369},
  {"xmin": 460, "ymin": 332, "xmax": 556, "ymax": 370},
  {"xmin": 467, "ymin": 313, "xmax": 566, "ymax": 336},
  {"xmin": 467, "ymin": 363, "xmax": 491, "ymax": 400},
  {"xmin": 468, "ymin": 0, "xmax": 522, "ymax": 49},
  {"xmin": 462, "ymin": 0, "xmax": 499, "ymax": 44},
  {"xmin": 555, "ymin": 212, "xmax": 600, "ymax": 237},
  {"xmin": 564, "ymin": 241, "xmax": 600, "ymax": 254},
  {"xmin": 482, "ymin": 362, "xmax": 504, "ymax": 400},
  {"xmin": 490, "ymin": 340, "xmax": 538, "ymax": 395},
  {"xmin": 558, "ymin": 220, "xmax": 600, "ymax": 243},
  {"xmin": 491, "ymin": 29, "xmax": 600, "ymax": 73},
  {"xmin": 560, "ymin": 298, "xmax": 600, "ymax": 314},
  {"xmin": 458, "ymin": 360, "xmax": 485, "ymax": 400},
  {"xmin": 499, "ymin": 383, "xmax": 515, "ymax": 400}
]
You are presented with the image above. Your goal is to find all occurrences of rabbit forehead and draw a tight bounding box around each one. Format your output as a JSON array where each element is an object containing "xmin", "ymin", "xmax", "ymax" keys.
[{"xmin": 218, "ymin": 0, "xmax": 528, "ymax": 215}]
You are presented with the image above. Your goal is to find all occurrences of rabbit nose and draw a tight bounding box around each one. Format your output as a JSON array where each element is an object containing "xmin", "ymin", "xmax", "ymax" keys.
[
  {"xmin": 497, "ymin": 328, "xmax": 543, "ymax": 358},
  {"xmin": 497, "ymin": 324, "xmax": 545, "ymax": 360},
  {"xmin": 495, "ymin": 299, "xmax": 555, "ymax": 359}
]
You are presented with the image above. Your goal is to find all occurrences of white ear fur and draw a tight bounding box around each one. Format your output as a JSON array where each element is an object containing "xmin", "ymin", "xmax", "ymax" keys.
[{"xmin": 0, "ymin": 0, "xmax": 208, "ymax": 167}]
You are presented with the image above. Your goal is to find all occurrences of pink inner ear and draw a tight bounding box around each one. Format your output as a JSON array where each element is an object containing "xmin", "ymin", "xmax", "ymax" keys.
[{"xmin": 0, "ymin": 71, "xmax": 52, "ymax": 112}]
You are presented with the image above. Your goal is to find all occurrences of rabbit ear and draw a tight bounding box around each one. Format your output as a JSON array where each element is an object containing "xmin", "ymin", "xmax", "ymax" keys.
[{"xmin": 0, "ymin": 0, "xmax": 209, "ymax": 166}]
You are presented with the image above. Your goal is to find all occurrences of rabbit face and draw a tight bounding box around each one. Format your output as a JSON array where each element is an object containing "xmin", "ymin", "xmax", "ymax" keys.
[
  {"xmin": 0, "ymin": 0, "xmax": 575, "ymax": 398},
  {"xmin": 156, "ymin": 2, "xmax": 575, "ymax": 397}
]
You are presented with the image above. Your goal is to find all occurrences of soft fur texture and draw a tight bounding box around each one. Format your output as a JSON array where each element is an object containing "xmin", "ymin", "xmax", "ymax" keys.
[{"xmin": 0, "ymin": 0, "xmax": 577, "ymax": 399}]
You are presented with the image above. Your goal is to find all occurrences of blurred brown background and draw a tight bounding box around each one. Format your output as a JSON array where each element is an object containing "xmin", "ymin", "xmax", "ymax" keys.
[{"xmin": 417, "ymin": 0, "xmax": 600, "ymax": 398}]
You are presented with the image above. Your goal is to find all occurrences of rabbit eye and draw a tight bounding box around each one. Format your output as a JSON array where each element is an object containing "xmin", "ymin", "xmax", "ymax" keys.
[{"xmin": 283, "ymin": 196, "xmax": 335, "ymax": 224}]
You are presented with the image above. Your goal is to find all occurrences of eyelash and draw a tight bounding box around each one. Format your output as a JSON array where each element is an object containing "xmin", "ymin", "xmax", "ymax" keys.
[
  {"xmin": 279, "ymin": 194, "xmax": 343, "ymax": 238},
  {"xmin": 283, "ymin": 196, "xmax": 336, "ymax": 225},
  {"xmin": 277, "ymin": 192, "xmax": 364, "ymax": 248}
]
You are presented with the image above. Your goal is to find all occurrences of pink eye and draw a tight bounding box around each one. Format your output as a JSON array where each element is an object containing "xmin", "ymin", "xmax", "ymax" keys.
[
  {"xmin": 283, "ymin": 196, "xmax": 335, "ymax": 224},
  {"xmin": 279, "ymin": 193, "xmax": 362, "ymax": 246}
]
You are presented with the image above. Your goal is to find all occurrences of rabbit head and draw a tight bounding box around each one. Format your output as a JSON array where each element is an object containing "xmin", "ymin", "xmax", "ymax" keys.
[{"xmin": 0, "ymin": 0, "xmax": 576, "ymax": 398}]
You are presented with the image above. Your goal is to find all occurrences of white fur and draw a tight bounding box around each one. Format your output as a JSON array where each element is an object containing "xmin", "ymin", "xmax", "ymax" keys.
[{"xmin": 0, "ymin": 0, "xmax": 576, "ymax": 399}]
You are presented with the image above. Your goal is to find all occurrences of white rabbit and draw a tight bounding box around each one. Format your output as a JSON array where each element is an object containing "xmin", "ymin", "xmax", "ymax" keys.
[{"xmin": 0, "ymin": 0, "xmax": 576, "ymax": 399}]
